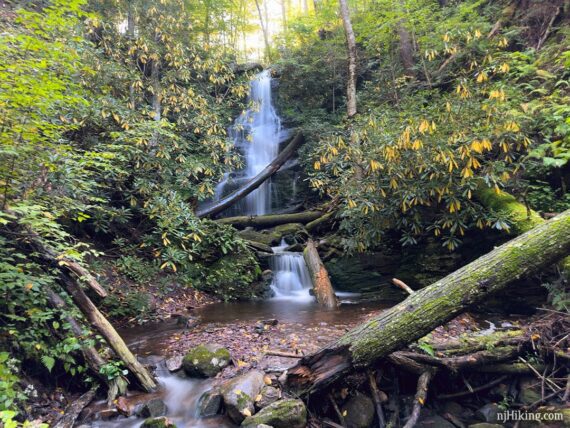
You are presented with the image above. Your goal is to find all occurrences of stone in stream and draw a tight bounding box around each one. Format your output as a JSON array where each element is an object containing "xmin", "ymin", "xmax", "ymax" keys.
[
  {"xmin": 255, "ymin": 385, "xmax": 281, "ymax": 409},
  {"xmin": 165, "ymin": 355, "xmax": 183, "ymax": 372},
  {"xmin": 140, "ymin": 416, "xmax": 177, "ymax": 428},
  {"xmin": 197, "ymin": 388, "xmax": 223, "ymax": 417},
  {"xmin": 182, "ymin": 344, "xmax": 230, "ymax": 377},
  {"xmin": 138, "ymin": 398, "xmax": 167, "ymax": 418},
  {"xmin": 241, "ymin": 399, "xmax": 307, "ymax": 428},
  {"xmin": 220, "ymin": 370, "xmax": 265, "ymax": 423},
  {"xmin": 340, "ymin": 392, "xmax": 375, "ymax": 428}
]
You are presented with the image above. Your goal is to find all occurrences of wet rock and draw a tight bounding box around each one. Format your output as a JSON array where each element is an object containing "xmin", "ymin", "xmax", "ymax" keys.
[
  {"xmin": 255, "ymin": 386, "xmax": 281, "ymax": 409},
  {"xmin": 518, "ymin": 377, "xmax": 541, "ymax": 404},
  {"xmin": 475, "ymin": 403, "xmax": 500, "ymax": 423},
  {"xmin": 415, "ymin": 414, "xmax": 456, "ymax": 428},
  {"xmin": 165, "ymin": 355, "xmax": 183, "ymax": 372},
  {"xmin": 141, "ymin": 416, "xmax": 177, "ymax": 428},
  {"xmin": 285, "ymin": 243, "xmax": 304, "ymax": 252},
  {"xmin": 198, "ymin": 389, "xmax": 223, "ymax": 417},
  {"xmin": 340, "ymin": 392, "xmax": 375, "ymax": 428},
  {"xmin": 239, "ymin": 229, "xmax": 281, "ymax": 246},
  {"xmin": 220, "ymin": 370, "xmax": 265, "ymax": 423},
  {"xmin": 138, "ymin": 398, "xmax": 167, "ymax": 418},
  {"xmin": 468, "ymin": 424, "xmax": 505, "ymax": 428},
  {"xmin": 115, "ymin": 396, "xmax": 132, "ymax": 416},
  {"xmin": 99, "ymin": 408, "xmax": 120, "ymax": 420},
  {"xmin": 182, "ymin": 344, "xmax": 230, "ymax": 377},
  {"xmin": 241, "ymin": 399, "xmax": 307, "ymax": 428},
  {"xmin": 255, "ymin": 319, "xmax": 279, "ymax": 334}
]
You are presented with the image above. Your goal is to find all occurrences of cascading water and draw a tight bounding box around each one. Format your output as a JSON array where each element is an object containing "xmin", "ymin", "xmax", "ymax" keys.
[
  {"xmin": 213, "ymin": 70, "xmax": 284, "ymax": 216},
  {"xmin": 270, "ymin": 239, "xmax": 312, "ymax": 301}
]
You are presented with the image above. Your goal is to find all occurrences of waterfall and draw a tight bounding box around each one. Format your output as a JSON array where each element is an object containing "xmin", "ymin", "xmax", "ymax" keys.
[
  {"xmin": 270, "ymin": 239, "xmax": 312, "ymax": 301},
  {"xmin": 214, "ymin": 70, "xmax": 283, "ymax": 216}
]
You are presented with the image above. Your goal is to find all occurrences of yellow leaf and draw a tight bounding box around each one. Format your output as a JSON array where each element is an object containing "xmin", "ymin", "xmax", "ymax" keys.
[
  {"xmin": 242, "ymin": 408, "xmax": 251, "ymax": 417},
  {"xmin": 342, "ymin": 410, "xmax": 348, "ymax": 416},
  {"xmin": 419, "ymin": 397, "xmax": 425, "ymax": 405},
  {"xmin": 255, "ymin": 394, "xmax": 262, "ymax": 402},
  {"xmin": 263, "ymin": 375, "xmax": 272, "ymax": 385}
]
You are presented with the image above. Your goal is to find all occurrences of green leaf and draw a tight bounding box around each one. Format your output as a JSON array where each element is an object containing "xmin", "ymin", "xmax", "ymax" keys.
[{"xmin": 41, "ymin": 356, "xmax": 55, "ymax": 373}]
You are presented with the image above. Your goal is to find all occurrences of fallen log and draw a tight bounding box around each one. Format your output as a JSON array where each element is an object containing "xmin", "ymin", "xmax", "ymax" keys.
[
  {"xmin": 303, "ymin": 239, "xmax": 339, "ymax": 308},
  {"xmin": 285, "ymin": 210, "xmax": 570, "ymax": 395},
  {"xmin": 197, "ymin": 133, "xmax": 304, "ymax": 218},
  {"xmin": 52, "ymin": 385, "xmax": 98, "ymax": 428},
  {"xmin": 45, "ymin": 288, "xmax": 129, "ymax": 401},
  {"xmin": 59, "ymin": 271, "xmax": 157, "ymax": 392},
  {"xmin": 217, "ymin": 210, "xmax": 323, "ymax": 229}
]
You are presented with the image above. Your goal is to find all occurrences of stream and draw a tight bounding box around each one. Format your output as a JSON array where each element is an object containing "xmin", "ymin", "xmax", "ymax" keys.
[{"xmin": 83, "ymin": 70, "xmax": 391, "ymax": 427}]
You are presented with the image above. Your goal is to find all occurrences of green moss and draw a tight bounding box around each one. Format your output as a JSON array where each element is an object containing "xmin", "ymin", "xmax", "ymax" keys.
[
  {"xmin": 182, "ymin": 344, "xmax": 230, "ymax": 377},
  {"xmin": 241, "ymin": 399, "xmax": 307, "ymax": 428},
  {"xmin": 476, "ymin": 187, "xmax": 544, "ymax": 234}
]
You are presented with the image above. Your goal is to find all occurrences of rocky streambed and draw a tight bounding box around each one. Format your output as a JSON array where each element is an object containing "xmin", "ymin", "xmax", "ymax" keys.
[{"xmin": 78, "ymin": 297, "xmax": 570, "ymax": 428}]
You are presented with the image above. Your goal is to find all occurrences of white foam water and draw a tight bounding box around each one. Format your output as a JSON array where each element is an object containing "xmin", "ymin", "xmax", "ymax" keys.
[
  {"xmin": 214, "ymin": 69, "xmax": 282, "ymax": 215},
  {"xmin": 269, "ymin": 239, "xmax": 313, "ymax": 302}
]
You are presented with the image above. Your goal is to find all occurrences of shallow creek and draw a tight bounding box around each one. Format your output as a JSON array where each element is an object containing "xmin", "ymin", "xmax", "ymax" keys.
[{"xmin": 85, "ymin": 294, "xmax": 390, "ymax": 428}]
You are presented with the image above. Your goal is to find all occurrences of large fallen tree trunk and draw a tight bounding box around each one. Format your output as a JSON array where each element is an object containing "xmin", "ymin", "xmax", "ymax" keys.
[
  {"xmin": 285, "ymin": 209, "xmax": 570, "ymax": 395},
  {"xmin": 196, "ymin": 133, "xmax": 304, "ymax": 218},
  {"xmin": 217, "ymin": 210, "xmax": 322, "ymax": 229},
  {"xmin": 59, "ymin": 271, "xmax": 157, "ymax": 392},
  {"xmin": 303, "ymin": 239, "xmax": 339, "ymax": 308},
  {"xmin": 45, "ymin": 288, "xmax": 129, "ymax": 401}
]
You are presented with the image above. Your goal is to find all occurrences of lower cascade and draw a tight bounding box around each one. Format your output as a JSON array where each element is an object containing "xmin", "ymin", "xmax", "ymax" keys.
[{"xmin": 269, "ymin": 240, "xmax": 312, "ymax": 301}]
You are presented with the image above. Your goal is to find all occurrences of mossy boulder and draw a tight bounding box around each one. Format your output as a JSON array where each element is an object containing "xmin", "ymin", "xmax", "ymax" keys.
[
  {"xmin": 271, "ymin": 223, "xmax": 306, "ymax": 243},
  {"xmin": 241, "ymin": 399, "xmax": 307, "ymax": 428},
  {"xmin": 220, "ymin": 370, "xmax": 265, "ymax": 423},
  {"xmin": 140, "ymin": 416, "xmax": 176, "ymax": 428},
  {"xmin": 238, "ymin": 228, "xmax": 281, "ymax": 246},
  {"xmin": 182, "ymin": 344, "xmax": 230, "ymax": 377}
]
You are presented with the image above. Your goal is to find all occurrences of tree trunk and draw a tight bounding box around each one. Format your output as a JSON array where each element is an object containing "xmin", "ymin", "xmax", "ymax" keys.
[
  {"xmin": 338, "ymin": 0, "xmax": 357, "ymax": 117},
  {"xmin": 52, "ymin": 385, "xmax": 98, "ymax": 428},
  {"xmin": 285, "ymin": 210, "xmax": 570, "ymax": 395},
  {"xmin": 45, "ymin": 288, "xmax": 129, "ymax": 401},
  {"xmin": 196, "ymin": 133, "xmax": 304, "ymax": 218},
  {"xmin": 59, "ymin": 271, "xmax": 157, "ymax": 392},
  {"xmin": 217, "ymin": 210, "xmax": 323, "ymax": 229},
  {"xmin": 254, "ymin": 0, "xmax": 272, "ymax": 61},
  {"xmin": 303, "ymin": 239, "xmax": 339, "ymax": 308}
]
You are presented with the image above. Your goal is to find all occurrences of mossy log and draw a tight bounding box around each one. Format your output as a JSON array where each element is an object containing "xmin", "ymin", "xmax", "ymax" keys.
[
  {"xmin": 59, "ymin": 271, "xmax": 157, "ymax": 392},
  {"xmin": 285, "ymin": 210, "xmax": 570, "ymax": 395},
  {"xmin": 476, "ymin": 186, "xmax": 570, "ymax": 272},
  {"xmin": 196, "ymin": 133, "xmax": 304, "ymax": 218},
  {"xmin": 303, "ymin": 239, "xmax": 339, "ymax": 308},
  {"xmin": 217, "ymin": 210, "xmax": 323, "ymax": 229}
]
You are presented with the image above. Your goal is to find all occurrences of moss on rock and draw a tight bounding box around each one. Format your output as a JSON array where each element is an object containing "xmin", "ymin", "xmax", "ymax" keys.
[
  {"xmin": 182, "ymin": 344, "xmax": 230, "ymax": 377},
  {"xmin": 241, "ymin": 399, "xmax": 307, "ymax": 428}
]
